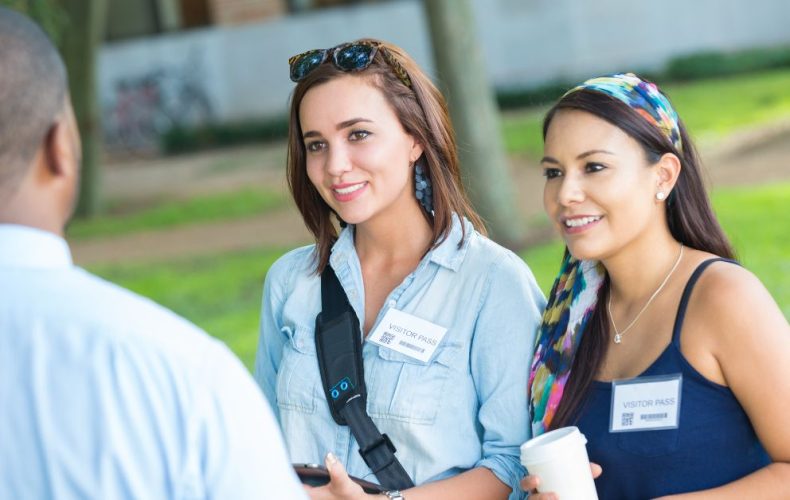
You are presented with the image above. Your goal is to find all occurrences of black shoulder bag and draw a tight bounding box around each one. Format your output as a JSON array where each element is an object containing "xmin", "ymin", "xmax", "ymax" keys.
[{"xmin": 314, "ymin": 265, "xmax": 414, "ymax": 491}]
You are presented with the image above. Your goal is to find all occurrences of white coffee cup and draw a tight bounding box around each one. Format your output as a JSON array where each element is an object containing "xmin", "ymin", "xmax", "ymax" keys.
[{"xmin": 520, "ymin": 426, "xmax": 598, "ymax": 499}]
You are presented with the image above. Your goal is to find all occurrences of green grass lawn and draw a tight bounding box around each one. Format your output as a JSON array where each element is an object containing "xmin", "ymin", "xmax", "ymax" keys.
[
  {"xmin": 502, "ymin": 68, "xmax": 790, "ymax": 158},
  {"xmin": 89, "ymin": 182, "xmax": 790, "ymax": 370},
  {"xmin": 66, "ymin": 68, "xmax": 790, "ymax": 243},
  {"xmin": 67, "ymin": 188, "xmax": 287, "ymax": 240},
  {"xmin": 82, "ymin": 71, "xmax": 790, "ymax": 368},
  {"xmin": 710, "ymin": 183, "xmax": 789, "ymax": 312}
]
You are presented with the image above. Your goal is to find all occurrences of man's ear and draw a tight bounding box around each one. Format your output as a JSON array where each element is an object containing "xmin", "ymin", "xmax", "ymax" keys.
[
  {"xmin": 43, "ymin": 124, "xmax": 61, "ymax": 176},
  {"xmin": 44, "ymin": 108, "xmax": 79, "ymax": 180}
]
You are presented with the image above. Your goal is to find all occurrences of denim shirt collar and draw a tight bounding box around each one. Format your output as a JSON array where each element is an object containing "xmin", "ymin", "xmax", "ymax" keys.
[
  {"xmin": 329, "ymin": 215, "xmax": 473, "ymax": 273},
  {"xmin": 425, "ymin": 215, "xmax": 473, "ymax": 271}
]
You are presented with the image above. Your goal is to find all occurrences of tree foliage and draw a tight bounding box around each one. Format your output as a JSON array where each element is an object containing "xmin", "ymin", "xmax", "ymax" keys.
[{"xmin": 0, "ymin": 0, "xmax": 67, "ymax": 45}]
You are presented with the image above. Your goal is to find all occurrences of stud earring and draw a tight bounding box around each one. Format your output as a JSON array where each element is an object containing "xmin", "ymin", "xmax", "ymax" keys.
[{"xmin": 656, "ymin": 192, "xmax": 666, "ymax": 201}]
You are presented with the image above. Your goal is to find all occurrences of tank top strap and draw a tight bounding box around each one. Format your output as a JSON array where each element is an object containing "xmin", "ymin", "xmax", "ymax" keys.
[{"xmin": 671, "ymin": 257, "xmax": 740, "ymax": 346}]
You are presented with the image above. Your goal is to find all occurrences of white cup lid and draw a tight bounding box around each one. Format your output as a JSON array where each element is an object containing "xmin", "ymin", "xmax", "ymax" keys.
[{"xmin": 520, "ymin": 426, "xmax": 588, "ymax": 464}]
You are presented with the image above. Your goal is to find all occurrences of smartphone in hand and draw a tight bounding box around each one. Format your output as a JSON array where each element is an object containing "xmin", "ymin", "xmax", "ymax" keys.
[{"xmin": 293, "ymin": 463, "xmax": 384, "ymax": 494}]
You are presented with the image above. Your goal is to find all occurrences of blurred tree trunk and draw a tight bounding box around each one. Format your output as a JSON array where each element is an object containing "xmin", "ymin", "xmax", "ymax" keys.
[
  {"xmin": 423, "ymin": 0, "xmax": 525, "ymax": 248},
  {"xmin": 157, "ymin": 0, "xmax": 181, "ymax": 32},
  {"xmin": 58, "ymin": 0, "xmax": 107, "ymax": 217}
]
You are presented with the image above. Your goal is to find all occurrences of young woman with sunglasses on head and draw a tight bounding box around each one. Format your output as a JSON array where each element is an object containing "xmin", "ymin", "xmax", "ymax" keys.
[
  {"xmin": 522, "ymin": 74, "xmax": 790, "ymax": 499},
  {"xmin": 254, "ymin": 39, "xmax": 545, "ymax": 500}
]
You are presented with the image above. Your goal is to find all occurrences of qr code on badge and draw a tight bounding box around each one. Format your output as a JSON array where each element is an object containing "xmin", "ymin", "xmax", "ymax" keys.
[
  {"xmin": 380, "ymin": 332, "xmax": 395, "ymax": 345},
  {"xmin": 622, "ymin": 412, "xmax": 634, "ymax": 427}
]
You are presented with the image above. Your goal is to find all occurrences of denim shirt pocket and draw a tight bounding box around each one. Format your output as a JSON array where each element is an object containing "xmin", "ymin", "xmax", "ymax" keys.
[
  {"xmin": 366, "ymin": 340, "xmax": 462, "ymax": 425},
  {"xmin": 276, "ymin": 324, "xmax": 318, "ymax": 414}
]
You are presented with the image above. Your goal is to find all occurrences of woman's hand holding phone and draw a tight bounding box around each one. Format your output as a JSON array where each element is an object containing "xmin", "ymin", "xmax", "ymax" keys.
[{"xmin": 300, "ymin": 453, "xmax": 382, "ymax": 500}]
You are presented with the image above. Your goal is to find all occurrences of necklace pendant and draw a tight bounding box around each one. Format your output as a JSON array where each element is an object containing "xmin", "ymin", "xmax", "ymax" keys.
[{"xmin": 614, "ymin": 333, "xmax": 622, "ymax": 344}]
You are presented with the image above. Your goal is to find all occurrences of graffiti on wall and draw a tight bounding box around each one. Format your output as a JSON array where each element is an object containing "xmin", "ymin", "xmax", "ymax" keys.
[{"xmin": 102, "ymin": 49, "xmax": 214, "ymax": 153}]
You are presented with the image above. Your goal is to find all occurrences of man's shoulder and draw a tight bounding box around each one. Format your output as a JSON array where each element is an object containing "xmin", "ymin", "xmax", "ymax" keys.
[
  {"xmin": 78, "ymin": 267, "xmax": 204, "ymax": 328},
  {"xmin": 42, "ymin": 267, "xmax": 225, "ymax": 368}
]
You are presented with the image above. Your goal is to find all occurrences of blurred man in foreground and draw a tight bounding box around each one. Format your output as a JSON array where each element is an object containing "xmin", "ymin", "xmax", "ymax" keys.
[{"xmin": 0, "ymin": 7, "xmax": 304, "ymax": 498}]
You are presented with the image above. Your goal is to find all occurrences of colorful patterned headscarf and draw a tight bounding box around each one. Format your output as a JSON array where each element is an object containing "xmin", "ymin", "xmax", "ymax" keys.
[
  {"xmin": 529, "ymin": 253, "xmax": 605, "ymax": 436},
  {"xmin": 528, "ymin": 73, "xmax": 681, "ymax": 435},
  {"xmin": 564, "ymin": 73, "xmax": 683, "ymax": 152}
]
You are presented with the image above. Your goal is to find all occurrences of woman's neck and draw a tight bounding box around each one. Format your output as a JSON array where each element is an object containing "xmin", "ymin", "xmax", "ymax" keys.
[
  {"xmin": 354, "ymin": 202, "xmax": 433, "ymax": 267},
  {"xmin": 603, "ymin": 229, "xmax": 683, "ymax": 305}
]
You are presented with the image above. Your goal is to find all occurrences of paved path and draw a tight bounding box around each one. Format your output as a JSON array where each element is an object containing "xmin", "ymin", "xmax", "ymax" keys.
[{"xmin": 70, "ymin": 123, "xmax": 790, "ymax": 266}]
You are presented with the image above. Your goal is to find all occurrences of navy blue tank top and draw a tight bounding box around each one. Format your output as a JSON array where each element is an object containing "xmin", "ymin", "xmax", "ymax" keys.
[{"xmin": 575, "ymin": 259, "xmax": 771, "ymax": 499}]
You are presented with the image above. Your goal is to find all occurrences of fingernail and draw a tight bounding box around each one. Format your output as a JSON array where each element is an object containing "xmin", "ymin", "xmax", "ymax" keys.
[{"xmin": 325, "ymin": 452, "xmax": 338, "ymax": 469}]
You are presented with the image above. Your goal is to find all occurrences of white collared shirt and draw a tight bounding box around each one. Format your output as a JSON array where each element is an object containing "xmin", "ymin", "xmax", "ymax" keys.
[{"xmin": 0, "ymin": 224, "xmax": 305, "ymax": 499}]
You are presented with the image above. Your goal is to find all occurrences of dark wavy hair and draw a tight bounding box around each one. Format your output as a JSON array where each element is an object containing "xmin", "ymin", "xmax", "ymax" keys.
[
  {"xmin": 543, "ymin": 87, "xmax": 736, "ymax": 430},
  {"xmin": 286, "ymin": 38, "xmax": 485, "ymax": 273}
]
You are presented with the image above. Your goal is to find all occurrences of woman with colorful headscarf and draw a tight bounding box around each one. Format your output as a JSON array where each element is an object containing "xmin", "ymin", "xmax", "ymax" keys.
[{"xmin": 523, "ymin": 73, "xmax": 790, "ymax": 498}]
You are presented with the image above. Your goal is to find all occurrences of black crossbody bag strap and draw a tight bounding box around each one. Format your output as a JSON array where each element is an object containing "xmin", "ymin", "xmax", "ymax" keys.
[{"xmin": 315, "ymin": 266, "xmax": 414, "ymax": 491}]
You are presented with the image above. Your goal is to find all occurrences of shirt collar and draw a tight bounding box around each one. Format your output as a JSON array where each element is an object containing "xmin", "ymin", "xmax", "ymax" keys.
[
  {"xmin": 329, "ymin": 215, "xmax": 473, "ymax": 272},
  {"xmin": 0, "ymin": 224, "xmax": 73, "ymax": 269},
  {"xmin": 425, "ymin": 215, "xmax": 472, "ymax": 271},
  {"xmin": 332, "ymin": 224, "xmax": 356, "ymax": 256}
]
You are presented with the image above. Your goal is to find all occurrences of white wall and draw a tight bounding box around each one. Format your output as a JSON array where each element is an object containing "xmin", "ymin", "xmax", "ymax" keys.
[
  {"xmin": 473, "ymin": 0, "xmax": 790, "ymax": 88},
  {"xmin": 98, "ymin": 0, "xmax": 790, "ymax": 130}
]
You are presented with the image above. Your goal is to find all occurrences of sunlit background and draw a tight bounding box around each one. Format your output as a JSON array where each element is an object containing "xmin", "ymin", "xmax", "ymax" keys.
[{"xmin": 6, "ymin": 0, "xmax": 788, "ymax": 369}]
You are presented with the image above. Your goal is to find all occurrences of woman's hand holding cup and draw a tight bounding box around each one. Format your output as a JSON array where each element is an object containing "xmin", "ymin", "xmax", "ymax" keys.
[
  {"xmin": 520, "ymin": 463, "xmax": 602, "ymax": 499},
  {"xmin": 519, "ymin": 427, "xmax": 600, "ymax": 499}
]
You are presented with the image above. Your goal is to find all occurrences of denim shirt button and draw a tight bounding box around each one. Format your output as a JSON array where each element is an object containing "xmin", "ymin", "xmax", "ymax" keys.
[
  {"xmin": 348, "ymin": 289, "xmax": 357, "ymax": 299},
  {"xmin": 388, "ymin": 300, "xmax": 397, "ymax": 308}
]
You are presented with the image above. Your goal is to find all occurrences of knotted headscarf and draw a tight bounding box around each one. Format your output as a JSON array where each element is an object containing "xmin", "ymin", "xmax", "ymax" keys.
[{"xmin": 563, "ymin": 73, "xmax": 682, "ymax": 151}]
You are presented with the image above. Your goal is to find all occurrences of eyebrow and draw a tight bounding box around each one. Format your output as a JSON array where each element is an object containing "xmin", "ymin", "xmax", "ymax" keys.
[
  {"xmin": 540, "ymin": 149, "xmax": 615, "ymax": 164},
  {"xmin": 302, "ymin": 118, "xmax": 374, "ymax": 139},
  {"xmin": 337, "ymin": 118, "xmax": 372, "ymax": 130}
]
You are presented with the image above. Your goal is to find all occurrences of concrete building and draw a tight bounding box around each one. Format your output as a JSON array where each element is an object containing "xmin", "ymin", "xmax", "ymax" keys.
[{"xmin": 98, "ymin": 0, "xmax": 790, "ymax": 148}]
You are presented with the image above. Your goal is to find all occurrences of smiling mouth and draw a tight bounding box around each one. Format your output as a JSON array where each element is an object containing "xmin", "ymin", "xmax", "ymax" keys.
[
  {"xmin": 563, "ymin": 215, "xmax": 602, "ymax": 228},
  {"xmin": 333, "ymin": 182, "xmax": 366, "ymax": 195}
]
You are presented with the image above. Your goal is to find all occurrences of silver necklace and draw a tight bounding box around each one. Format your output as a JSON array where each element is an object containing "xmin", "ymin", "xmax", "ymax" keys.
[{"xmin": 608, "ymin": 243, "xmax": 684, "ymax": 344}]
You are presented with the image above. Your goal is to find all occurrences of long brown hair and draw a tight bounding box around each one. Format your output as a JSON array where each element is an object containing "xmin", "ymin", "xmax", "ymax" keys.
[
  {"xmin": 286, "ymin": 38, "xmax": 485, "ymax": 273},
  {"xmin": 543, "ymin": 88, "xmax": 736, "ymax": 429}
]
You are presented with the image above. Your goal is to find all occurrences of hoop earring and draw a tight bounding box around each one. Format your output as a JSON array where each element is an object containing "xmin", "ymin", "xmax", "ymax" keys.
[{"xmin": 414, "ymin": 159, "xmax": 433, "ymax": 214}]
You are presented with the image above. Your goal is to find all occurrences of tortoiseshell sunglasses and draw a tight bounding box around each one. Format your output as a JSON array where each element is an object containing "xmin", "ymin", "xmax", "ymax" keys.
[{"xmin": 288, "ymin": 41, "xmax": 412, "ymax": 88}]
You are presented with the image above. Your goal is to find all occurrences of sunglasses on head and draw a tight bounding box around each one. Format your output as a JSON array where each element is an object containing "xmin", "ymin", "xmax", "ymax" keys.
[{"xmin": 288, "ymin": 41, "xmax": 412, "ymax": 88}]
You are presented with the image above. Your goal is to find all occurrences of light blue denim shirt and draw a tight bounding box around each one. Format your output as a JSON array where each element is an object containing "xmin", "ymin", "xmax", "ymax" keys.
[{"xmin": 255, "ymin": 216, "xmax": 545, "ymax": 499}]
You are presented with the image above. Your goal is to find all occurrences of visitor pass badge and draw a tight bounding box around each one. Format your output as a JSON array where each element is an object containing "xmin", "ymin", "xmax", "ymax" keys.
[
  {"xmin": 610, "ymin": 374, "xmax": 682, "ymax": 432},
  {"xmin": 368, "ymin": 309, "xmax": 447, "ymax": 363}
]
